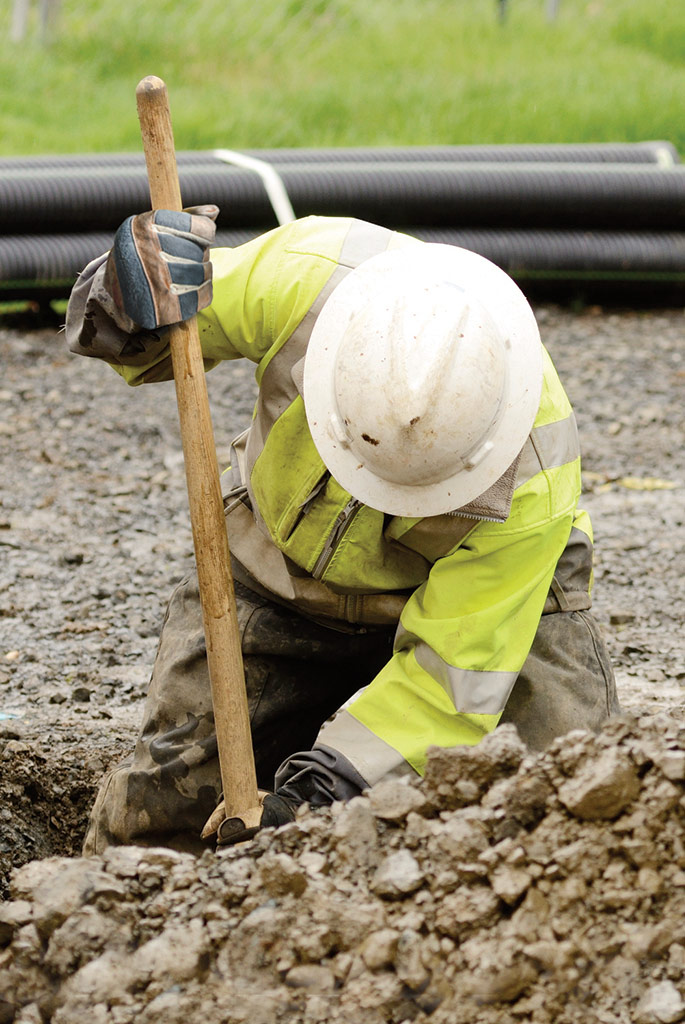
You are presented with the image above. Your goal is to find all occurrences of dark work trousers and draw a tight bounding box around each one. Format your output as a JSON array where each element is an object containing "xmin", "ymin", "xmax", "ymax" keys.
[{"xmin": 82, "ymin": 572, "xmax": 620, "ymax": 855}]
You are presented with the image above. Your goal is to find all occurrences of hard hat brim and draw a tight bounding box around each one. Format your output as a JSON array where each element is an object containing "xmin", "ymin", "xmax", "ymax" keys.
[{"xmin": 303, "ymin": 244, "xmax": 543, "ymax": 518}]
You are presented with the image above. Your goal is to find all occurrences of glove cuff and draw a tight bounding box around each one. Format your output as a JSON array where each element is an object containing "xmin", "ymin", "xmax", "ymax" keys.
[{"xmin": 261, "ymin": 793, "xmax": 298, "ymax": 829}]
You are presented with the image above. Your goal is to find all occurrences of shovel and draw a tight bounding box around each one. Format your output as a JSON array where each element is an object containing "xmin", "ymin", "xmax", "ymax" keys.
[{"xmin": 135, "ymin": 75, "xmax": 262, "ymax": 839}]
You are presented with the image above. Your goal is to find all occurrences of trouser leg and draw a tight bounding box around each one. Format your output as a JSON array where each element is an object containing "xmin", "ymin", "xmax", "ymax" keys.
[
  {"xmin": 500, "ymin": 607, "xmax": 621, "ymax": 751},
  {"xmin": 83, "ymin": 573, "xmax": 394, "ymax": 854}
]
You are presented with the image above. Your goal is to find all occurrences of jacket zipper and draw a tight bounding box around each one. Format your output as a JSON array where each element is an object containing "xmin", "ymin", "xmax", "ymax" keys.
[
  {"xmin": 311, "ymin": 498, "xmax": 362, "ymax": 579},
  {"xmin": 310, "ymin": 501, "xmax": 503, "ymax": 581},
  {"xmin": 446, "ymin": 510, "xmax": 507, "ymax": 524}
]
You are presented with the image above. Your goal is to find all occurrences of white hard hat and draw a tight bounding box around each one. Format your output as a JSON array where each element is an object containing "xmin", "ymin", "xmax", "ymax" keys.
[{"xmin": 303, "ymin": 244, "xmax": 543, "ymax": 517}]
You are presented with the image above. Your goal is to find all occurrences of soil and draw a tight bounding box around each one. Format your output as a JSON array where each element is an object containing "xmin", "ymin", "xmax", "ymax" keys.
[{"xmin": 1, "ymin": 304, "xmax": 684, "ymax": 1023}]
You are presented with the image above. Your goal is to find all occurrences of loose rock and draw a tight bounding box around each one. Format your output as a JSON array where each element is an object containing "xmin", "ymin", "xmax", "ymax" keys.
[
  {"xmin": 371, "ymin": 849, "xmax": 424, "ymax": 898},
  {"xmin": 636, "ymin": 981, "xmax": 685, "ymax": 1024},
  {"xmin": 558, "ymin": 746, "xmax": 640, "ymax": 819}
]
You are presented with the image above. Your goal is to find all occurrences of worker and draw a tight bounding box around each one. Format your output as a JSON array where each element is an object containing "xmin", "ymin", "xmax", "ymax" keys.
[{"xmin": 66, "ymin": 209, "xmax": 620, "ymax": 853}]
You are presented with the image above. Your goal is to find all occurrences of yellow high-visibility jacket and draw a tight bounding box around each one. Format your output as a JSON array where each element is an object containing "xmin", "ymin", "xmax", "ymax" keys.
[{"xmin": 101, "ymin": 216, "xmax": 591, "ymax": 785}]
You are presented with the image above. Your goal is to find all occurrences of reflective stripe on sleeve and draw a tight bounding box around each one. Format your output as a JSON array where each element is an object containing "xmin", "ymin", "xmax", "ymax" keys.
[
  {"xmin": 396, "ymin": 625, "xmax": 518, "ymax": 716},
  {"xmin": 316, "ymin": 709, "xmax": 409, "ymax": 786},
  {"xmin": 516, "ymin": 412, "xmax": 580, "ymax": 488}
]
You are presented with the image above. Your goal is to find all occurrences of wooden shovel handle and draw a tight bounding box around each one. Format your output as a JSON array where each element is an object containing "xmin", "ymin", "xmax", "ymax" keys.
[{"xmin": 135, "ymin": 76, "xmax": 260, "ymax": 822}]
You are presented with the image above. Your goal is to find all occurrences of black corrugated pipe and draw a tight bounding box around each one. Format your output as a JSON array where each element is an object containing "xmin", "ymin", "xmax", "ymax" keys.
[
  {"xmin": 3, "ymin": 228, "xmax": 685, "ymax": 302},
  {"xmin": 2, "ymin": 142, "xmax": 684, "ymax": 305},
  {"xmin": 411, "ymin": 227, "xmax": 685, "ymax": 272},
  {"xmin": 3, "ymin": 162, "xmax": 685, "ymax": 234},
  {"xmin": 0, "ymin": 230, "xmax": 252, "ymax": 283},
  {"xmin": 0, "ymin": 140, "xmax": 677, "ymax": 172}
]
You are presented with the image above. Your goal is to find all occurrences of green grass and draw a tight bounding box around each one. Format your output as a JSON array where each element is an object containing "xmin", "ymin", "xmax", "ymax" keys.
[{"xmin": 1, "ymin": 0, "xmax": 684, "ymax": 155}]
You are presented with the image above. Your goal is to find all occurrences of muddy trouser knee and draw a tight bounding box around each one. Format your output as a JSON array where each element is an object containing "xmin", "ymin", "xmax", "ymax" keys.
[
  {"xmin": 83, "ymin": 574, "xmax": 395, "ymax": 854},
  {"xmin": 500, "ymin": 594, "xmax": 621, "ymax": 752},
  {"xmin": 500, "ymin": 521, "xmax": 621, "ymax": 751}
]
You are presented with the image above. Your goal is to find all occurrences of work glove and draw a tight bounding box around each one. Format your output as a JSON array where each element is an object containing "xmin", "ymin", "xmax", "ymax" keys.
[
  {"xmin": 201, "ymin": 747, "xmax": 368, "ymax": 848},
  {"xmin": 201, "ymin": 791, "xmax": 298, "ymax": 847},
  {"xmin": 104, "ymin": 205, "xmax": 219, "ymax": 330}
]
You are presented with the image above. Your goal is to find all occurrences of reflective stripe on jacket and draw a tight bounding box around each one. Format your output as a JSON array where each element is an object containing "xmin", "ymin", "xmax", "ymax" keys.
[{"xmin": 111, "ymin": 215, "xmax": 590, "ymax": 782}]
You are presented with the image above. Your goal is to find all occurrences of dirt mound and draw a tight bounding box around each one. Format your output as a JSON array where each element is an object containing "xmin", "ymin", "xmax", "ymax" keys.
[{"xmin": 3, "ymin": 712, "xmax": 685, "ymax": 1024}]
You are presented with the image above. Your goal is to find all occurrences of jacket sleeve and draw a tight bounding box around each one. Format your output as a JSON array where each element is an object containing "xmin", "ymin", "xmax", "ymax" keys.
[{"xmin": 314, "ymin": 495, "xmax": 575, "ymax": 783}]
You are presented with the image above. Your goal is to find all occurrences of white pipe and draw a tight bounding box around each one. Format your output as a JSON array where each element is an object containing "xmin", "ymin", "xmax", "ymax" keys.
[
  {"xmin": 213, "ymin": 148, "xmax": 296, "ymax": 226},
  {"xmin": 11, "ymin": 0, "xmax": 30, "ymax": 42}
]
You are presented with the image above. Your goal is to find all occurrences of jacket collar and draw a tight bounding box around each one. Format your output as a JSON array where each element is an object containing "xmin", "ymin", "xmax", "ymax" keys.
[{"xmin": 448, "ymin": 450, "xmax": 522, "ymax": 523}]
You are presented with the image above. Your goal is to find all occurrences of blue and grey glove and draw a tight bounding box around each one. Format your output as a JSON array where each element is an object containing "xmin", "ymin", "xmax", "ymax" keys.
[{"xmin": 104, "ymin": 205, "xmax": 219, "ymax": 330}]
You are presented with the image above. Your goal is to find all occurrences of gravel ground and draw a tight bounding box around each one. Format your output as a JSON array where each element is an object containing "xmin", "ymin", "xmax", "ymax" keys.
[{"xmin": 0, "ymin": 304, "xmax": 684, "ymax": 1021}]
